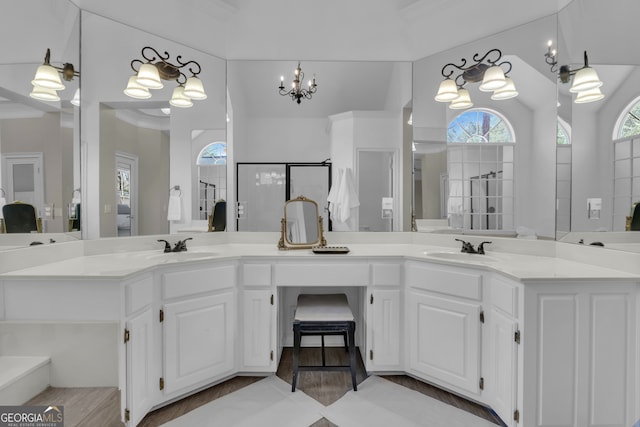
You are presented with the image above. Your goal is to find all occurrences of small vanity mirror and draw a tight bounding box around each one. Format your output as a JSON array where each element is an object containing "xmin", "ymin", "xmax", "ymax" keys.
[{"xmin": 278, "ymin": 196, "xmax": 326, "ymax": 250}]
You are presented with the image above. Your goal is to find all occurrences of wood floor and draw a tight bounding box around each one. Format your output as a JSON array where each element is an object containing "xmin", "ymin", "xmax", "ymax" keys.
[{"xmin": 25, "ymin": 347, "xmax": 504, "ymax": 427}]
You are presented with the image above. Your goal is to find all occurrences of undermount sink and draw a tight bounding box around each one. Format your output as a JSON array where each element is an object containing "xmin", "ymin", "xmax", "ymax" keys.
[
  {"xmin": 147, "ymin": 251, "xmax": 218, "ymax": 263},
  {"xmin": 425, "ymin": 251, "xmax": 499, "ymax": 263}
]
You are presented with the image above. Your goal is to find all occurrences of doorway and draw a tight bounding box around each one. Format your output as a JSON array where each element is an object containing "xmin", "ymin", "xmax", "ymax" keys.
[
  {"xmin": 1, "ymin": 152, "xmax": 45, "ymax": 221},
  {"xmin": 116, "ymin": 152, "xmax": 138, "ymax": 237},
  {"xmin": 357, "ymin": 150, "xmax": 396, "ymax": 232}
]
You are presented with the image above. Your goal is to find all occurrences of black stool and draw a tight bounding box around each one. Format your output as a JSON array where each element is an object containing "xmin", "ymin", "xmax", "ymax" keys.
[{"xmin": 291, "ymin": 293, "xmax": 357, "ymax": 392}]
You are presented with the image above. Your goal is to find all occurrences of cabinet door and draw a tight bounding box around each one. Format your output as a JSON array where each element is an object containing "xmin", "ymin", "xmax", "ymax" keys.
[
  {"xmin": 125, "ymin": 308, "xmax": 155, "ymax": 427},
  {"xmin": 367, "ymin": 289, "xmax": 401, "ymax": 371},
  {"xmin": 487, "ymin": 309, "xmax": 518, "ymax": 427},
  {"xmin": 408, "ymin": 289, "xmax": 482, "ymax": 395},
  {"xmin": 163, "ymin": 291, "xmax": 234, "ymax": 395},
  {"xmin": 242, "ymin": 289, "xmax": 274, "ymax": 371}
]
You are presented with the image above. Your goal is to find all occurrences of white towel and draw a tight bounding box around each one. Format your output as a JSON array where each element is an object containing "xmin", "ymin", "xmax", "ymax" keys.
[
  {"xmin": 167, "ymin": 195, "xmax": 181, "ymax": 221},
  {"xmin": 338, "ymin": 168, "xmax": 360, "ymax": 222},
  {"xmin": 0, "ymin": 197, "xmax": 5, "ymax": 219},
  {"xmin": 327, "ymin": 168, "xmax": 360, "ymax": 223},
  {"xmin": 327, "ymin": 169, "xmax": 343, "ymax": 222}
]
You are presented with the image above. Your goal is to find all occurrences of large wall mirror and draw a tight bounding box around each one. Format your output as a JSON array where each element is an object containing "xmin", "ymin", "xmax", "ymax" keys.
[
  {"xmin": 80, "ymin": 12, "xmax": 226, "ymax": 239},
  {"xmin": 412, "ymin": 14, "xmax": 558, "ymax": 239},
  {"xmin": 0, "ymin": 0, "xmax": 80, "ymax": 246},
  {"xmin": 556, "ymin": 0, "xmax": 640, "ymax": 251},
  {"xmin": 227, "ymin": 60, "xmax": 411, "ymax": 232}
]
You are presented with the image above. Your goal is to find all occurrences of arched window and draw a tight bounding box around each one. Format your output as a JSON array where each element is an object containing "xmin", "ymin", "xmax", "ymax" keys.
[
  {"xmin": 445, "ymin": 109, "xmax": 515, "ymax": 231},
  {"xmin": 196, "ymin": 142, "xmax": 227, "ymax": 220},
  {"xmin": 447, "ymin": 109, "xmax": 515, "ymax": 143},
  {"xmin": 557, "ymin": 117, "xmax": 571, "ymax": 145},
  {"xmin": 197, "ymin": 142, "xmax": 227, "ymax": 165},
  {"xmin": 616, "ymin": 96, "xmax": 640, "ymax": 139},
  {"xmin": 612, "ymin": 97, "xmax": 640, "ymax": 230}
]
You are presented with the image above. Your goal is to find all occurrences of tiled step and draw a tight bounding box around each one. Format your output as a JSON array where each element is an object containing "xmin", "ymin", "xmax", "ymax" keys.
[{"xmin": 0, "ymin": 356, "xmax": 51, "ymax": 405}]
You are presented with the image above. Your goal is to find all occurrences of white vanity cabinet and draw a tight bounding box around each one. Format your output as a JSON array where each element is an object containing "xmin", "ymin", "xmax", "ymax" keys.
[
  {"xmin": 483, "ymin": 273, "xmax": 520, "ymax": 427},
  {"xmin": 405, "ymin": 261, "xmax": 484, "ymax": 397},
  {"xmin": 520, "ymin": 280, "xmax": 638, "ymax": 427},
  {"xmin": 159, "ymin": 261, "xmax": 237, "ymax": 397},
  {"xmin": 240, "ymin": 262, "xmax": 276, "ymax": 371},
  {"xmin": 366, "ymin": 261, "xmax": 402, "ymax": 371},
  {"xmin": 123, "ymin": 274, "xmax": 156, "ymax": 427}
]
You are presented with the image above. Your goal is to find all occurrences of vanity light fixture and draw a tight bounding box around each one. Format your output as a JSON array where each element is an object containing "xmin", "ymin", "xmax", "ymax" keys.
[
  {"xmin": 124, "ymin": 46, "xmax": 207, "ymax": 108},
  {"xmin": 434, "ymin": 48, "xmax": 518, "ymax": 110},
  {"xmin": 30, "ymin": 48, "xmax": 79, "ymax": 102},
  {"xmin": 545, "ymin": 41, "xmax": 604, "ymax": 103},
  {"xmin": 278, "ymin": 62, "xmax": 317, "ymax": 104}
]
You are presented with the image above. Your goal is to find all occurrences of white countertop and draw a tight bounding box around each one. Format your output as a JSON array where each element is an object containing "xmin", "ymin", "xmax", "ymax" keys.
[{"xmin": 1, "ymin": 233, "xmax": 638, "ymax": 282}]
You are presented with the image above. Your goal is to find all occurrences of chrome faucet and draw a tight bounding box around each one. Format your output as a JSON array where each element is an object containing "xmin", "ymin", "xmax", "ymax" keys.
[
  {"xmin": 172, "ymin": 238, "xmax": 193, "ymax": 252},
  {"xmin": 157, "ymin": 239, "xmax": 172, "ymax": 253},
  {"xmin": 477, "ymin": 241, "xmax": 492, "ymax": 254},
  {"xmin": 455, "ymin": 239, "xmax": 492, "ymax": 254}
]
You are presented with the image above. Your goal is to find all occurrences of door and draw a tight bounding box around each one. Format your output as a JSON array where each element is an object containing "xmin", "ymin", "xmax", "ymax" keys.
[
  {"xmin": 366, "ymin": 289, "xmax": 401, "ymax": 371},
  {"xmin": 242, "ymin": 289, "xmax": 274, "ymax": 371},
  {"xmin": 408, "ymin": 289, "xmax": 482, "ymax": 395},
  {"xmin": 288, "ymin": 164, "xmax": 331, "ymax": 230},
  {"xmin": 125, "ymin": 309, "xmax": 155, "ymax": 427},
  {"xmin": 236, "ymin": 162, "xmax": 331, "ymax": 231},
  {"xmin": 163, "ymin": 291, "xmax": 235, "ymax": 395},
  {"xmin": 1, "ymin": 153, "xmax": 45, "ymax": 213},
  {"xmin": 357, "ymin": 150, "xmax": 396, "ymax": 231},
  {"xmin": 487, "ymin": 309, "xmax": 518, "ymax": 427},
  {"xmin": 116, "ymin": 153, "xmax": 138, "ymax": 236}
]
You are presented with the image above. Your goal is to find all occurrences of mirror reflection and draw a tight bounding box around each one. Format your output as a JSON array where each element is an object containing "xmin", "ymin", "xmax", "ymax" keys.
[
  {"xmin": 80, "ymin": 11, "xmax": 227, "ymax": 238},
  {"xmin": 228, "ymin": 60, "xmax": 411, "ymax": 233},
  {"xmin": 412, "ymin": 14, "xmax": 557, "ymax": 239},
  {"xmin": 556, "ymin": 0, "xmax": 640, "ymax": 250},
  {"xmin": 278, "ymin": 196, "xmax": 325, "ymax": 249},
  {"xmin": 0, "ymin": 0, "xmax": 80, "ymax": 245}
]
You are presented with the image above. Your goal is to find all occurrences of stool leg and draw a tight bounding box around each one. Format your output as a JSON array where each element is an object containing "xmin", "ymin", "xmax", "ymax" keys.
[
  {"xmin": 321, "ymin": 334, "xmax": 326, "ymax": 366},
  {"xmin": 343, "ymin": 331, "xmax": 348, "ymax": 352},
  {"xmin": 348, "ymin": 323, "xmax": 357, "ymax": 391},
  {"xmin": 292, "ymin": 325, "xmax": 301, "ymax": 392}
]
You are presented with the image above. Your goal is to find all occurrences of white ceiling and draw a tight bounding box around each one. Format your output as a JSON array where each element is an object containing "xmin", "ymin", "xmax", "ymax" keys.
[{"xmin": 72, "ymin": 0, "xmax": 570, "ymax": 62}]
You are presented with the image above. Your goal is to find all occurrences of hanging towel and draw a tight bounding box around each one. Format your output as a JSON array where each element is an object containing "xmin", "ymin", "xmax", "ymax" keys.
[
  {"xmin": 327, "ymin": 168, "xmax": 343, "ymax": 222},
  {"xmin": 167, "ymin": 194, "xmax": 181, "ymax": 221},
  {"xmin": 328, "ymin": 167, "xmax": 360, "ymax": 223},
  {"xmin": 0, "ymin": 197, "xmax": 5, "ymax": 219},
  {"xmin": 338, "ymin": 168, "xmax": 360, "ymax": 222}
]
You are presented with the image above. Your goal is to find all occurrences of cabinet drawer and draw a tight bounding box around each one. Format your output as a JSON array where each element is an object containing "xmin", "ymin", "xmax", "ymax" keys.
[
  {"xmin": 274, "ymin": 263, "xmax": 368, "ymax": 286},
  {"xmin": 406, "ymin": 262, "xmax": 482, "ymax": 300},
  {"xmin": 371, "ymin": 263, "xmax": 401, "ymax": 286},
  {"xmin": 242, "ymin": 263, "xmax": 272, "ymax": 287},
  {"xmin": 162, "ymin": 264, "xmax": 236, "ymax": 299}
]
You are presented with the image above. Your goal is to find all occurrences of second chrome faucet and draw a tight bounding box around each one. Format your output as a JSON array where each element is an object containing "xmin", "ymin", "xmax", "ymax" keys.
[{"xmin": 455, "ymin": 238, "xmax": 492, "ymax": 254}]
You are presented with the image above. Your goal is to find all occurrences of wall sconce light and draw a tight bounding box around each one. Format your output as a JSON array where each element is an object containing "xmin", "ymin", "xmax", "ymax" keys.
[
  {"xmin": 124, "ymin": 46, "xmax": 207, "ymax": 108},
  {"xmin": 278, "ymin": 62, "xmax": 317, "ymax": 104},
  {"xmin": 434, "ymin": 48, "xmax": 518, "ymax": 110},
  {"xmin": 545, "ymin": 41, "xmax": 604, "ymax": 103},
  {"xmin": 30, "ymin": 48, "xmax": 79, "ymax": 102}
]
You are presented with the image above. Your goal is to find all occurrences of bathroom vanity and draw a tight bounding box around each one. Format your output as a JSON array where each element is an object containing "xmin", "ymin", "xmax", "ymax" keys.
[{"xmin": 0, "ymin": 232, "xmax": 638, "ymax": 427}]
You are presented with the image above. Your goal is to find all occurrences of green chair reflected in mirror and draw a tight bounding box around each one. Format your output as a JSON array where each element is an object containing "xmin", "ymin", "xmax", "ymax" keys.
[{"xmin": 2, "ymin": 201, "xmax": 42, "ymax": 233}]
